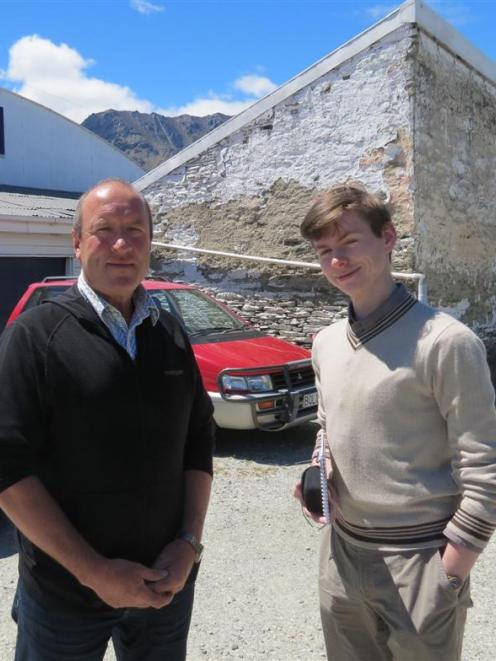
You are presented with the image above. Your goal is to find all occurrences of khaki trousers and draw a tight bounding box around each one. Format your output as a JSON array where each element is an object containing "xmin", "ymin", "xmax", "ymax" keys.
[{"xmin": 319, "ymin": 528, "xmax": 472, "ymax": 661}]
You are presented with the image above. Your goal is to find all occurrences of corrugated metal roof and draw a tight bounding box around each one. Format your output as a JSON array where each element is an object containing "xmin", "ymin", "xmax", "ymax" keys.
[
  {"xmin": 0, "ymin": 191, "xmax": 76, "ymax": 220},
  {"xmin": 0, "ymin": 184, "xmax": 81, "ymax": 197}
]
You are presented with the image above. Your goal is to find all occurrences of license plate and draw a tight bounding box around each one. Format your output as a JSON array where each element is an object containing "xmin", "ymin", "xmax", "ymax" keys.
[{"xmin": 301, "ymin": 391, "xmax": 318, "ymax": 409}]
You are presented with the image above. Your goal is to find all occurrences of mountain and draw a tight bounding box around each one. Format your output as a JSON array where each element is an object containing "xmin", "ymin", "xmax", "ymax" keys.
[{"xmin": 81, "ymin": 109, "xmax": 230, "ymax": 172}]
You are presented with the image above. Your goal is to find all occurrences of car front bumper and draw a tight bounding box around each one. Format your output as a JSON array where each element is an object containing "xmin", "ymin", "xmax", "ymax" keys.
[{"xmin": 209, "ymin": 387, "xmax": 318, "ymax": 431}]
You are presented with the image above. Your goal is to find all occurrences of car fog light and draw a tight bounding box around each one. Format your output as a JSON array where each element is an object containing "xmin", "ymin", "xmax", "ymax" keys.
[{"xmin": 257, "ymin": 400, "xmax": 276, "ymax": 411}]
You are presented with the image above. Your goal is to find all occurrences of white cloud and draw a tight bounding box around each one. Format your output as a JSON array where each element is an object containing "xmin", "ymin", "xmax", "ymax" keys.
[
  {"xmin": 130, "ymin": 0, "xmax": 164, "ymax": 15},
  {"xmin": 1, "ymin": 35, "xmax": 154, "ymax": 122},
  {"xmin": 158, "ymin": 96, "xmax": 257, "ymax": 118},
  {"xmin": 234, "ymin": 74, "xmax": 278, "ymax": 98},
  {"xmin": 365, "ymin": 4, "xmax": 398, "ymax": 20},
  {"xmin": 160, "ymin": 74, "xmax": 278, "ymax": 117},
  {"xmin": 1, "ymin": 35, "xmax": 279, "ymax": 121}
]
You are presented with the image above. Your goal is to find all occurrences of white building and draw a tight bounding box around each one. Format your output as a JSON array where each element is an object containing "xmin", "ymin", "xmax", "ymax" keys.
[
  {"xmin": 0, "ymin": 88, "xmax": 144, "ymax": 327},
  {"xmin": 137, "ymin": 0, "xmax": 496, "ymax": 343}
]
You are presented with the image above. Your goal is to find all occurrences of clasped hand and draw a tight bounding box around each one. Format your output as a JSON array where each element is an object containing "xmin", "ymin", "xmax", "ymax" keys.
[{"xmin": 86, "ymin": 540, "xmax": 196, "ymax": 610}]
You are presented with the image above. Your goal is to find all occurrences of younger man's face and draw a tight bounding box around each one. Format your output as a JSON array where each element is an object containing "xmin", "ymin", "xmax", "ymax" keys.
[{"xmin": 312, "ymin": 210, "xmax": 396, "ymax": 301}]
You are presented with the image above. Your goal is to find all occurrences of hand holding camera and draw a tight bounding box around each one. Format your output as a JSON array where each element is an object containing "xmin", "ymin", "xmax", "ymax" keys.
[{"xmin": 300, "ymin": 465, "xmax": 325, "ymax": 516}]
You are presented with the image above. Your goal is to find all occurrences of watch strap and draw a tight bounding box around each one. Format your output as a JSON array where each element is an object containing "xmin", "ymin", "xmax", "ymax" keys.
[{"xmin": 177, "ymin": 529, "xmax": 203, "ymax": 563}]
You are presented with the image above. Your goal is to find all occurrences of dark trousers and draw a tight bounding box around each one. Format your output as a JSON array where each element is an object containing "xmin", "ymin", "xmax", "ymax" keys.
[{"xmin": 14, "ymin": 580, "xmax": 195, "ymax": 661}]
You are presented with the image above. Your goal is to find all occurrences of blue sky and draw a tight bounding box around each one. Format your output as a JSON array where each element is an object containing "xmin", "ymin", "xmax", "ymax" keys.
[{"xmin": 0, "ymin": 0, "xmax": 495, "ymax": 122}]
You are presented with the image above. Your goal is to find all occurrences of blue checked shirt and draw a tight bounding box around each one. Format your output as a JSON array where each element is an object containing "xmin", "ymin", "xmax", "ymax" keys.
[{"xmin": 77, "ymin": 273, "xmax": 160, "ymax": 360}]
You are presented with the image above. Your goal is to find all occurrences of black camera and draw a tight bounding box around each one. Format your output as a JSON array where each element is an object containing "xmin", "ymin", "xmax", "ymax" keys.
[{"xmin": 301, "ymin": 465, "xmax": 324, "ymax": 516}]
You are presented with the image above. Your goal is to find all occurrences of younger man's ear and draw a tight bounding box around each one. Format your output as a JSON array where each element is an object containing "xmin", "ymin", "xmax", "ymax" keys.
[{"xmin": 383, "ymin": 222, "xmax": 397, "ymax": 253}]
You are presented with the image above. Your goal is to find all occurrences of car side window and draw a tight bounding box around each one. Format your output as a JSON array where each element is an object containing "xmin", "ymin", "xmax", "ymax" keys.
[{"xmin": 147, "ymin": 291, "xmax": 173, "ymax": 314}]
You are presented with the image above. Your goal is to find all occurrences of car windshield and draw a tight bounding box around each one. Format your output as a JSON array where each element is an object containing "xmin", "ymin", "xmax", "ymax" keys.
[{"xmin": 150, "ymin": 289, "xmax": 247, "ymax": 334}]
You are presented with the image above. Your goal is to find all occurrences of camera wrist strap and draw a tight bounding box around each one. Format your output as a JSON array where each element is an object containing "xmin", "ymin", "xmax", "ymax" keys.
[{"xmin": 319, "ymin": 433, "xmax": 331, "ymax": 524}]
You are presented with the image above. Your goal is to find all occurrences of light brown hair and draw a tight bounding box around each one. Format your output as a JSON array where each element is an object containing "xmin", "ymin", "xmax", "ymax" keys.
[{"xmin": 300, "ymin": 184, "xmax": 391, "ymax": 241}]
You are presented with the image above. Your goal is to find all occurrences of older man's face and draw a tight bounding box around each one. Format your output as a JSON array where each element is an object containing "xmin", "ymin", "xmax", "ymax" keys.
[{"xmin": 73, "ymin": 182, "xmax": 151, "ymax": 309}]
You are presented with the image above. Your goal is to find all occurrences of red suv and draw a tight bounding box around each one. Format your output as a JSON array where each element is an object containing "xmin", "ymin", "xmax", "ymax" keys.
[{"xmin": 7, "ymin": 278, "xmax": 318, "ymax": 431}]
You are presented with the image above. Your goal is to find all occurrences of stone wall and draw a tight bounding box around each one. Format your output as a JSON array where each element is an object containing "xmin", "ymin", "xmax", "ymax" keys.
[
  {"xmin": 191, "ymin": 286, "xmax": 347, "ymax": 348},
  {"xmin": 151, "ymin": 249, "xmax": 496, "ymax": 385},
  {"xmin": 150, "ymin": 251, "xmax": 348, "ymax": 345},
  {"xmin": 145, "ymin": 20, "xmax": 496, "ymax": 361},
  {"xmin": 413, "ymin": 30, "xmax": 496, "ymax": 334},
  {"xmin": 150, "ymin": 251, "xmax": 423, "ymax": 347},
  {"xmin": 145, "ymin": 25, "xmax": 416, "ymax": 276},
  {"xmin": 145, "ymin": 25, "xmax": 419, "ymax": 345}
]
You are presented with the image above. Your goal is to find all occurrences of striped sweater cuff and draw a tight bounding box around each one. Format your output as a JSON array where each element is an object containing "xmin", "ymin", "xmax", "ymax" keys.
[{"xmin": 445, "ymin": 507, "xmax": 496, "ymax": 550}]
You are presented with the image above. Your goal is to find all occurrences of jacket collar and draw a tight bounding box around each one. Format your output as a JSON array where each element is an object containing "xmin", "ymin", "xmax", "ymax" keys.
[
  {"xmin": 46, "ymin": 284, "xmax": 102, "ymax": 323},
  {"xmin": 45, "ymin": 285, "xmax": 186, "ymax": 351}
]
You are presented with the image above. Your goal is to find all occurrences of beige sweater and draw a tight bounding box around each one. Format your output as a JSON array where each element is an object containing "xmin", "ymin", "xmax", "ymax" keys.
[{"xmin": 313, "ymin": 286, "xmax": 496, "ymax": 552}]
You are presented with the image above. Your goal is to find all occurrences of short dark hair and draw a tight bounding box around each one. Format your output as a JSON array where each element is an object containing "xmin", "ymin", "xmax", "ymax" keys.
[
  {"xmin": 301, "ymin": 184, "xmax": 391, "ymax": 241},
  {"xmin": 73, "ymin": 178, "xmax": 153, "ymax": 237}
]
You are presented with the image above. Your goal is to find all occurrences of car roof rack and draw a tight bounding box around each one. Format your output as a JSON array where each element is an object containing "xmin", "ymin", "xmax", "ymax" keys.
[
  {"xmin": 145, "ymin": 275, "xmax": 169, "ymax": 282},
  {"xmin": 42, "ymin": 275, "xmax": 169, "ymax": 282},
  {"xmin": 42, "ymin": 276, "xmax": 76, "ymax": 282}
]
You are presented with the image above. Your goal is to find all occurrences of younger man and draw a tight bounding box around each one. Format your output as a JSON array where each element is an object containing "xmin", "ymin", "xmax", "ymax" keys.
[{"xmin": 296, "ymin": 184, "xmax": 496, "ymax": 661}]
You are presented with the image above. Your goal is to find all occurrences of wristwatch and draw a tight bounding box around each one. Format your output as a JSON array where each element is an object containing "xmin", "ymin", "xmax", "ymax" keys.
[
  {"xmin": 447, "ymin": 574, "xmax": 463, "ymax": 590},
  {"xmin": 177, "ymin": 530, "xmax": 204, "ymax": 563}
]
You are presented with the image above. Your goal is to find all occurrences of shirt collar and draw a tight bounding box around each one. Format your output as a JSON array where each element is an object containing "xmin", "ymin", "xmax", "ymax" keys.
[
  {"xmin": 347, "ymin": 282, "xmax": 416, "ymax": 349},
  {"xmin": 77, "ymin": 272, "xmax": 159, "ymax": 327}
]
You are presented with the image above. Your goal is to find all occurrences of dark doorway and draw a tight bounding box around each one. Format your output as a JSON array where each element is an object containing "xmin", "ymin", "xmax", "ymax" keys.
[
  {"xmin": 0, "ymin": 257, "xmax": 67, "ymax": 329},
  {"xmin": 0, "ymin": 107, "xmax": 4, "ymax": 155}
]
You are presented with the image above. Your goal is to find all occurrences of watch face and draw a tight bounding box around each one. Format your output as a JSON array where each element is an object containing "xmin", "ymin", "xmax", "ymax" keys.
[{"xmin": 179, "ymin": 530, "xmax": 203, "ymax": 562}]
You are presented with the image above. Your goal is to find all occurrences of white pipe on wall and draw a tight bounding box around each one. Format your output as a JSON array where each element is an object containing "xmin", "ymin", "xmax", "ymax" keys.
[{"xmin": 152, "ymin": 241, "xmax": 428, "ymax": 303}]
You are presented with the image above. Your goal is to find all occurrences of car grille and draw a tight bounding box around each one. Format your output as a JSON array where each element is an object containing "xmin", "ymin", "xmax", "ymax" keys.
[{"xmin": 271, "ymin": 365, "xmax": 315, "ymax": 390}]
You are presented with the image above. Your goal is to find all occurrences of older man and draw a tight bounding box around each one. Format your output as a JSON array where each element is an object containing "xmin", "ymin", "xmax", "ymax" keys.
[{"xmin": 0, "ymin": 179, "xmax": 215, "ymax": 660}]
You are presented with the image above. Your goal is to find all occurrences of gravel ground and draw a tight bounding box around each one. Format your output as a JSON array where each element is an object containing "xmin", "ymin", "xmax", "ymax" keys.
[{"xmin": 0, "ymin": 422, "xmax": 495, "ymax": 660}]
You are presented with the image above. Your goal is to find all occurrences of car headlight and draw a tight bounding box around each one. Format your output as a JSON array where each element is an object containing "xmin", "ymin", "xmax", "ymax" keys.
[
  {"xmin": 246, "ymin": 375, "xmax": 273, "ymax": 392},
  {"xmin": 221, "ymin": 375, "xmax": 248, "ymax": 392},
  {"xmin": 221, "ymin": 374, "xmax": 273, "ymax": 393}
]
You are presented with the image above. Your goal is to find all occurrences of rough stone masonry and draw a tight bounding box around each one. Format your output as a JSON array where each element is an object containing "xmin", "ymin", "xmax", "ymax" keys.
[{"xmin": 140, "ymin": 3, "xmax": 496, "ymax": 366}]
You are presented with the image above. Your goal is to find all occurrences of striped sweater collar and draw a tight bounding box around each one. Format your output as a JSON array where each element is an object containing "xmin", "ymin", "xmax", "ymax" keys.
[{"xmin": 347, "ymin": 283, "xmax": 417, "ymax": 350}]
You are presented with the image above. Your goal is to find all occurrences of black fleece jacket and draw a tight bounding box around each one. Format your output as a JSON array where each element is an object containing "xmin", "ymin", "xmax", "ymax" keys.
[{"xmin": 0, "ymin": 286, "xmax": 214, "ymax": 610}]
